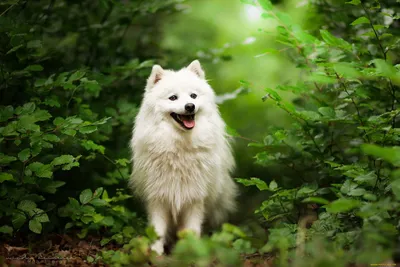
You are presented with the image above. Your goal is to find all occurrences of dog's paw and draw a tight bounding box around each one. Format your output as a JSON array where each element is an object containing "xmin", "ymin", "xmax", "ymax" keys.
[{"xmin": 151, "ymin": 240, "xmax": 164, "ymax": 255}]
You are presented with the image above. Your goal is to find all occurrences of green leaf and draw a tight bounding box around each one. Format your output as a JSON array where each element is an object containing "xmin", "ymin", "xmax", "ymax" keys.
[
  {"xmin": 81, "ymin": 140, "xmax": 105, "ymax": 154},
  {"xmin": 51, "ymin": 155, "xmax": 75, "ymax": 166},
  {"xmin": 350, "ymin": 16, "xmax": 370, "ymax": 26},
  {"xmin": 12, "ymin": 213, "xmax": 26, "ymax": 229},
  {"xmin": 53, "ymin": 117, "xmax": 65, "ymax": 126},
  {"xmin": 101, "ymin": 216, "xmax": 114, "ymax": 226},
  {"xmin": 7, "ymin": 44, "xmax": 23, "ymax": 54},
  {"xmin": 27, "ymin": 40, "xmax": 42, "ymax": 49},
  {"xmin": 18, "ymin": 200, "xmax": 37, "ymax": 212},
  {"xmin": 264, "ymin": 88, "xmax": 282, "ymax": 101},
  {"xmin": 0, "ymin": 173, "xmax": 14, "ymax": 183},
  {"xmin": 28, "ymin": 162, "xmax": 53, "ymax": 178},
  {"xmin": 32, "ymin": 209, "xmax": 49, "ymax": 223},
  {"xmin": 257, "ymin": 0, "xmax": 273, "ymax": 10},
  {"xmin": 18, "ymin": 148, "xmax": 31, "ymax": 162},
  {"xmin": 87, "ymin": 256, "xmax": 94, "ymax": 264},
  {"xmin": 2, "ymin": 121, "xmax": 18, "ymax": 136},
  {"xmin": 373, "ymin": 59, "xmax": 397, "ymax": 79},
  {"xmin": 62, "ymin": 161, "xmax": 79, "ymax": 170},
  {"xmin": 80, "ymin": 189, "xmax": 93, "ymax": 204},
  {"xmin": 16, "ymin": 102, "xmax": 36, "ymax": 115},
  {"xmin": 24, "ymin": 65, "xmax": 43, "ymax": 72},
  {"xmin": 122, "ymin": 226, "xmax": 135, "ymax": 237},
  {"xmin": 79, "ymin": 125, "xmax": 97, "ymax": 134},
  {"xmin": 82, "ymin": 79, "xmax": 101, "ymax": 94},
  {"xmin": 318, "ymin": 107, "xmax": 336, "ymax": 118},
  {"xmin": 91, "ymin": 199, "xmax": 108, "ymax": 207},
  {"xmin": 362, "ymin": 144, "xmax": 400, "ymax": 166},
  {"xmin": 62, "ymin": 129, "xmax": 77, "ymax": 136},
  {"xmin": 29, "ymin": 218, "xmax": 42, "ymax": 234},
  {"xmin": 346, "ymin": 0, "xmax": 361, "ymax": 5},
  {"xmin": 308, "ymin": 73, "xmax": 336, "ymax": 84},
  {"xmin": 68, "ymin": 70, "xmax": 86, "ymax": 82},
  {"xmin": 81, "ymin": 215, "xmax": 93, "ymax": 224},
  {"xmin": 348, "ymin": 188, "xmax": 366, "ymax": 196},
  {"xmin": 91, "ymin": 117, "xmax": 111, "ymax": 126},
  {"xmin": 115, "ymin": 158, "xmax": 130, "ymax": 167},
  {"xmin": 0, "ymin": 154, "xmax": 17, "ymax": 164},
  {"xmin": 235, "ymin": 178, "xmax": 269, "ymax": 190},
  {"xmin": 333, "ymin": 62, "xmax": 360, "ymax": 78},
  {"xmin": 17, "ymin": 115, "xmax": 40, "ymax": 132},
  {"xmin": 363, "ymin": 193, "xmax": 377, "ymax": 201},
  {"xmin": 274, "ymin": 10, "xmax": 292, "ymax": 25},
  {"xmin": 248, "ymin": 142, "xmax": 265, "ymax": 147},
  {"xmin": 145, "ymin": 226, "xmax": 159, "ymax": 241},
  {"xmin": 355, "ymin": 171, "xmax": 377, "ymax": 185},
  {"xmin": 43, "ymin": 96, "xmax": 60, "ymax": 108},
  {"xmin": 66, "ymin": 117, "xmax": 83, "ymax": 124},
  {"xmin": 43, "ymin": 134, "xmax": 60, "ymax": 142},
  {"xmin": 91, "ymin": 214, "xmax": 103, "ymax": 223},
  {"xmin": 65, "ymin": 222, "xmax": 74, "ymax": 229},
  {"xmin": 32, "ymin": 109, "xmax": 52, "ymax": 122},
  {"xmin": 0, "ymin": 225, "xmax": 13, "ymax": 235},
  {"xmin": 341, "ymin": 180, "xmax": 357, "ymax": 195},
  {"xmin": 93, "ymin": 187, "xmax": 104, "ymax": 197},
  {"xmin": 226, "ymin": 126, "xmax": 240, "ymax": 137},
  {"xmin": 320, "ymin": 30, "xmax": 351, "ymax": 50},
  {"xmin": 77, "ymin": 228, "xmax": 88, "ymax": 239},
  {"xmin": 391, "ymin": 179, "xmax": 400, "ymax": 200},
  {"xmin": 100, "ymin": 238, "xmax": 111, "ymax": 246},
  {"xmin": 269, "ymin": 180, "xmax": 278, "ymax": 191},
  {"xmin": 300, "ymin": 110, "xmax": 321, "ymax": 121},
  {"xmin": 302, "ymin": 197, "xmax": 329, "ymax": 205},
  {"xmin": 326, "ymin": 198, "xmax": 361, "ymax": 213},
  {"xmin": 0, "ymin": 105, "xmax": 14, "ymax": 122}
]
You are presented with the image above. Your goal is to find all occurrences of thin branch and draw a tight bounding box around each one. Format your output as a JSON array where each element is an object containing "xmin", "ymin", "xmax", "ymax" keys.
[
  {"xmin": 100, "ymin": 153, "xmax": 126, "ymax": 180},
  {"xmin": 335, "ymin": 72, "xmax": 370, "ymax": 143},
  {"xmin": 234, "ymin": 135, "xmax": 260, "ymax": 144},
  {"xmin": 361, "ymin": 1, "xmax": 397, "ymax": 128},
  {"xmin": 0, "ymin": 1, "xmax": 19, "ymax": 17},
  {"xmin": 304, "ymin": 125, "xmax": 323, "ymax": 156},
  {"xmin": 361, "ymin": 1, "xmax": 386, "ymax": 60}
]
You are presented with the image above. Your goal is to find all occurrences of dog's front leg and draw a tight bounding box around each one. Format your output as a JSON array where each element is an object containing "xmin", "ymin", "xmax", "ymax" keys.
[
  {"xmin": 179, "ymin": 200, "xmax": 205, "ymax": 236},
  {"xmin": 148, "ymin": 201, "xmax": 169, "ymax": 255}
]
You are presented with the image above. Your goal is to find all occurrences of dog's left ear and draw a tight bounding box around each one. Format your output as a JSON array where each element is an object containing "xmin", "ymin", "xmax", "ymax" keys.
[
  {"xmin": 146, "ymin": 64, "xmax": 164, "ymax": 90},
  {"xmin": 187, "ymin": 60, "xmax": 205, "ymax": 79}
]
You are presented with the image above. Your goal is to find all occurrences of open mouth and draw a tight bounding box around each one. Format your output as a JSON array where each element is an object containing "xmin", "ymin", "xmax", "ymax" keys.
[{"xmin": 170, "ymin": 113, "xmax": 195, "ymax": 130}]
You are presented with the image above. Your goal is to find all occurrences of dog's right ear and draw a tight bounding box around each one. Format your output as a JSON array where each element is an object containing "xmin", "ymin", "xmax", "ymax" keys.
[{"xmin": 146, "ymin": 65, "xmax": 164, "ymax": 90}]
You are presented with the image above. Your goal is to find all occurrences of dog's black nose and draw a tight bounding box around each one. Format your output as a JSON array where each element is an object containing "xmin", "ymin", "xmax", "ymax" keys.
[{"xmin": 185, "ymin": 103, "xmax": 195, "ymax": 112}]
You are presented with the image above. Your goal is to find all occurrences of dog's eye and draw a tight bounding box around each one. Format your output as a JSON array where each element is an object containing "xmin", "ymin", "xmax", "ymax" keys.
[
  {"xmin": 190, "ymin": 93, "xmax": 197, "ymax": 99},
  {"xmin": 169, "ymin": 95, "xmax": 178, "ymax": 101}
]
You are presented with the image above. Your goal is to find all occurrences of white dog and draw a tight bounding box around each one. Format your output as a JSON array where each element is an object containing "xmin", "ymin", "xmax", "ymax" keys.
[{"xmin": 129, "ymin": 60, "xmax": 237, "ymax": 254}]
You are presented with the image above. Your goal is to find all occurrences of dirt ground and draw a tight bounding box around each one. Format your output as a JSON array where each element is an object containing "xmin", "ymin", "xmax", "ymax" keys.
[{"xmin": 0, "ymin": 234, "xmax": 276, "ymax": 267}]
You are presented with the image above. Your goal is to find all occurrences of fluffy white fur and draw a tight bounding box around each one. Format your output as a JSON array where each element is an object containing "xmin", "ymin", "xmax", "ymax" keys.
[{"xmin": 129, "ymin": 60, "xmax": 237, "ymax": 254}]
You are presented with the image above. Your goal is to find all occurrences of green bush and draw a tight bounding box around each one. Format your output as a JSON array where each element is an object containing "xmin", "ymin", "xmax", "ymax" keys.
[
  {"xmin": 0, "ymin": 0, "xmax": 181, "ymax": 236},
  {"xmin": 236, "ymin": 0, "xmax": 400, "ymax": 265}
]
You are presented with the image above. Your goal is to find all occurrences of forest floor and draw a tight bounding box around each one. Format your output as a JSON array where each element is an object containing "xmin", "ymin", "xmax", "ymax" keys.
[
  {"xmin": 1, "ymin": 234, "xmax": 275, "ymax": 267},
  {"xmin": 1, "ymin": 234, "xmax": 110, "ymax": 266}
]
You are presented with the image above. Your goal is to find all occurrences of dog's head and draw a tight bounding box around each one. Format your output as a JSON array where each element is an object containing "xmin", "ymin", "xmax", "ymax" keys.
[{"xmin": 142, "ymin": 60, "xmax": 216, "ymax": 131}]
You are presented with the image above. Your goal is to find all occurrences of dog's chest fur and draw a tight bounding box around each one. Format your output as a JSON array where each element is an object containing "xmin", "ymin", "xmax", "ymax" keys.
[{"xmin": 133, "ymin": 132, "xmax": 218, "ymax": 214}]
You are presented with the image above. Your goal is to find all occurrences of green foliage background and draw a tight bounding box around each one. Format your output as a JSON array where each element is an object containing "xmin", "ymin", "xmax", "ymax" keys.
[{"xmin": 1, "ymin": 0, "xmax": 400, "ymax": 266}]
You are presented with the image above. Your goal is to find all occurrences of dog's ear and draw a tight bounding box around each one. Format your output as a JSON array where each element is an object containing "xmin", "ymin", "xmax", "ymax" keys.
[
  {"xmin": 187, "ymin": 60, "xmax": 205, "ymax": 79},
  {"xmin": 147, "ymin": 65, "xmax": 164, "ymax": 89}
]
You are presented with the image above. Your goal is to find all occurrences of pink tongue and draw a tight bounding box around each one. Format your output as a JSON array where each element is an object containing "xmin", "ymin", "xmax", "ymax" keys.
[{"xmin": 182, "ymin": 118, "xmax": 195, "ymax": 129}]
